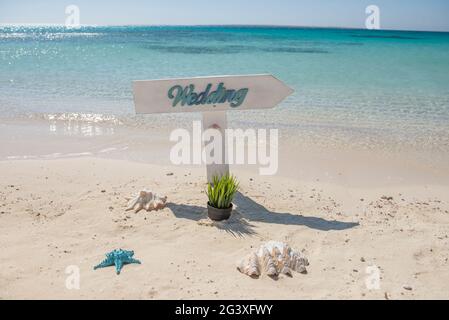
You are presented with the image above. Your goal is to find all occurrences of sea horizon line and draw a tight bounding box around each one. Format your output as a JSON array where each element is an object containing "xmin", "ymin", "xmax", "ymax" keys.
[{"xmin": 1, "ymin": 23, "xmax": 449, "ymax": 34}]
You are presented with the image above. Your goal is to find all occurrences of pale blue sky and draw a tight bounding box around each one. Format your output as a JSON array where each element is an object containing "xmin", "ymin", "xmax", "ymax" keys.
[{"xmin": 1, "ymin": 0, "xmax": 449, "ymax": 31}]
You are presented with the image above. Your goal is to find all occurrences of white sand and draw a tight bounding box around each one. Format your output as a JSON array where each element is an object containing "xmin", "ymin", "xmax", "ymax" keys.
[{"xmin": 1, "ymin": 157, "xmax": 448, "ymax": 299}]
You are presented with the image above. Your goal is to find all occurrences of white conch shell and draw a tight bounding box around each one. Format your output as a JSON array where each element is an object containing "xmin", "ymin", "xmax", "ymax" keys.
[
  {"xmin": 237, "ymin": 241, "xmax": 309, "ymax": 278},
  {"xmin": 126, "ymin": 190, "xmax": 167, "ymax": 213},
  {"xmin": 236, "ymin": 252, "xmax": 260, "ymax": 277}
]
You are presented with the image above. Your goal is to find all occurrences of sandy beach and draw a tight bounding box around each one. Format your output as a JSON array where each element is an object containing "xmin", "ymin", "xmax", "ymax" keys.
[{"xmin": 1, "ymin": 154, "xmax": 448, "ymax": 300}]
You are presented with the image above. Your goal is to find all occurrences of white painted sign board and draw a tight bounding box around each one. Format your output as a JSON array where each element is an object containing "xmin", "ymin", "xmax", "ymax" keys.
[{"xmin": 132, "ymin": 74, "xmax": 293, "ymax": 182}]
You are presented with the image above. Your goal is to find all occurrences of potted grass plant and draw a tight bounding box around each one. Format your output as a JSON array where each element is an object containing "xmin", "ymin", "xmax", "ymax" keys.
[{"xmin": 206, "ymin": 174, "xmax": 239, "ymax": 221}]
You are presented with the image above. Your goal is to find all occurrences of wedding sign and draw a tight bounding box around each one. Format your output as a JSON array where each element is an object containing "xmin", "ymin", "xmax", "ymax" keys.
[
  {"xmin": 133, "ymin": 74, "xmax": 293, "ymax": 114},
  {"xmin": 132, "ymin": 74, "xmax": 293, "ymax": 182}
]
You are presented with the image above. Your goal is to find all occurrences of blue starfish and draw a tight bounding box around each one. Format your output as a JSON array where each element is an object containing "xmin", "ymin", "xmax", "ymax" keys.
[{"xmin": 94, "ymin": 249, "xmax": 141, "ymax": 275}]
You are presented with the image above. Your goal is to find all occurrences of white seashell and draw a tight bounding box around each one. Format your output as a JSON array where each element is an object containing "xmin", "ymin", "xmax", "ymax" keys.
[
  {"xmin": 261, "ymin": 247, "xmax": 278, "ymax": 276},
  {"xmin": 281, "ymin": 266, "xmax": 292, "ymax": 276},
  {"xmin": 237, "ymin": 252, "xmax": 260, "ymax": 277},
  {"xmin": 126, "ymin": 190, "xmax": 167, "ymax": 213},
  {"xmin": 237, "ymin": 241, "xmax": 309, "ymax": 278}
]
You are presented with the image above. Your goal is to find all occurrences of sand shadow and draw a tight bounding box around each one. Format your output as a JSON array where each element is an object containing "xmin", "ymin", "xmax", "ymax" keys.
[
  {"xmin": 166, "ymin": 203, "xmax": 256, "ymax": 237},
  {"xmin": 166, "ymin": 203, "xmax": 204, "ymax": 222},
  {"xmin": 166, "ymin": 191, "xmax": 358, "ymax": 236},
  {"xmin": 234, "ymin": 192, "xmax": 359, "ymax": 231}
]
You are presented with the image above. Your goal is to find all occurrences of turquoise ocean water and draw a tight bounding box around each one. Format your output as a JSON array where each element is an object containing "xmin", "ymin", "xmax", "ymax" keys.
[{"xmin": 1, "ymin": 25, "xmax": 449, "ymax": 153}]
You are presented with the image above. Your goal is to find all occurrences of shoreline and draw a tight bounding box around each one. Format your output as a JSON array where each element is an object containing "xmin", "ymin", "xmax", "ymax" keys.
[{"xmin": 1, "ymin": 115, "xmax": 449, "ymax": 188}]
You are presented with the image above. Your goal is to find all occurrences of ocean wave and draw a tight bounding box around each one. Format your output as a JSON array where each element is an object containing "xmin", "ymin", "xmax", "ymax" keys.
[
  {"xmin": 0, "ymin": 32, "xmax": 104, "ymax": 40},
  {"xmin": 30, "ymin": 112, "xmax": 123, "ymax": 125},
  {"xmin": 142, "ymin": 43, "xmax": 330, "ymax": 54},
  {"xmin": 350, "ymin": 34, "xmax": 422, "ymax": 40},
  {"xmin": 2, "ymin": 111, "xmax": 197, "ymax": 133}
]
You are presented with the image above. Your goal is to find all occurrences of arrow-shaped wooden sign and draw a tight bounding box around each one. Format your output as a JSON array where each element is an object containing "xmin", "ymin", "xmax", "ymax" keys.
[
  {"xmin": 132, "ymin": 74, "xmax": 294, "ymax": 182},
  {"xmin": 133, "ymin": 74, "xmax": 293, "ymax": 114}
]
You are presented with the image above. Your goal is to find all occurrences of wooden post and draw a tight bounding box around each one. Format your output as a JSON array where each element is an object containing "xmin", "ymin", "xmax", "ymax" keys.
[{"xmin": 202, "ymin": 111, "xmax": 229, "ymax": 184}]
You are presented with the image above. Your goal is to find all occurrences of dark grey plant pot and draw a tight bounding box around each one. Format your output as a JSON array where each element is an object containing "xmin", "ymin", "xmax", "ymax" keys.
[{"xmin": 207, "ymin": 202, "xmax": 233, "ymax": 221}]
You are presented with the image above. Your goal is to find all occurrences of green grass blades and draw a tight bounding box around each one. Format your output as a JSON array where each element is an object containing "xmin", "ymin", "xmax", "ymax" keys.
[{"xmin": 206, "ymin": 174, "xmax": 239, "ymax": 209}]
